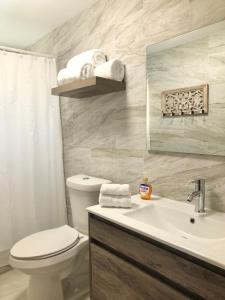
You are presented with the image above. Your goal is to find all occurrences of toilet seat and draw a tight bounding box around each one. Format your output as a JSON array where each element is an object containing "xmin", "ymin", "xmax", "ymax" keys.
[
  {"xmin": 10, "ymin": 225, "xmax": 79, "ymax": 260},
  {"xmin": 9, "ymin": 234, "xmax": 88, "ymax": 272}
]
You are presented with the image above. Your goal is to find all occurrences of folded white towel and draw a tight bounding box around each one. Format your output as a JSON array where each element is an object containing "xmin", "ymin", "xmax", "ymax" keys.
[
  {"xmin": 67, "ymin": 49, "xmax": 107, "ymax": 69},
  {"xmin": 57, "ymin": 68, "xmax": 73, "ymax": 85},
  {"xmin": 100, "ymin": 184, "xmax": 130, "ymax": 196},
  {"xmin": 94, "ymin": 59, "xmax": 125, "ymax": 81},
  {"xmin": 99, "ymin": 194, "xmax": 132, "ymax": 208}
]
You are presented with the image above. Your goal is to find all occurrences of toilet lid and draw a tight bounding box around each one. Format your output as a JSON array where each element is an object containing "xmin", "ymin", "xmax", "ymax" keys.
[
  {"xmin": 10, "ymin": 225, "xmax": 79, "ymax": 260},
  {"xmin": 66, "ymin": 174, "xmax": 112, "ymax": 192}
]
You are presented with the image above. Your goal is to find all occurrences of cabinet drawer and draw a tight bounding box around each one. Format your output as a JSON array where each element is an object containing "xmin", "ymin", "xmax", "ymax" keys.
[
  {"xmin": 90, "ymin": 243, "xmax": 189, "ymax": 300},
  {"xmin": 89, "ymin": 214, "xmax": 225, "ymax": 299}
]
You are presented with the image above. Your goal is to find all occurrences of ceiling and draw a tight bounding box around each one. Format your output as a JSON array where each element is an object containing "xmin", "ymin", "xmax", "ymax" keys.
[{"xmin": 0, "ymin": 0, "xmax": 96, "ymax": 49}]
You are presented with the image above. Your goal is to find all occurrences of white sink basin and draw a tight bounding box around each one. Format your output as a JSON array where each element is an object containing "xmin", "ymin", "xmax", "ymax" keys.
[
  {"xmin": 87, "ymin": 195, "xmax": 225, "ymax": 269},
  {"xmin": 124, "ymin": 203, "xmax": 225, "ymax": 240}
]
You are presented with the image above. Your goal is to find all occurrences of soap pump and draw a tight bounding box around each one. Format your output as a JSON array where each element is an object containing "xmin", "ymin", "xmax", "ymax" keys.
[{"xmin": 139, "ymin": 177, "xmax": 152, "ymax": 200}]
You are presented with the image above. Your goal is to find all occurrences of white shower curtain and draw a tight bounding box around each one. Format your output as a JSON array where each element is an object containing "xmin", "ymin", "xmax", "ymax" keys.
[{"xmin": 0, "ymin": 50, "xmax": 67, "ymax": 265}]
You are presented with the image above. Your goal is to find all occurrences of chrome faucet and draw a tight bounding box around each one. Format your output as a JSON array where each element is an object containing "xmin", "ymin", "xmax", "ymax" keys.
[{"xmin": 187, "ymin": 179, "xmax": 205, "ymax": 213}]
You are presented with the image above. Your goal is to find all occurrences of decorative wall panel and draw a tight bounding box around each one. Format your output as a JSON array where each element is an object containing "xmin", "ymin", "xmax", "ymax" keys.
[{"xmin": 161, "ymin": 84, "xmax": 208, "ymax": 117}]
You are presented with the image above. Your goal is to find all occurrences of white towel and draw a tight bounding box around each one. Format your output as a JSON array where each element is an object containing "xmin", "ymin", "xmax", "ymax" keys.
[
  {"xmin": 94, "ymin": 59, "xmax": 125, "ymax": 81},
  {"xmin": 99, "ymin": 194, "xmax": 132, "ymax": 208},
  {"xmin": 81, "ymin": 63, "xmax": 94, "ymax": 79},
  {"xmin": 67, "ymin": 49, "xmax": 107, "ymax": 69},
  {"xmin": 67, "ymin": 62, "xmax": 94, "ymax": 80},
  {"xmin": 57, "ymin": 63, "xmax": 94, "ymax": 86},
  {"xmin": 100, "ymin": 184, "xmax": 130, "ymax": 196},
  {"xmin": 57, "ymin": 68, "xmax": 73, "ymax": 85}
]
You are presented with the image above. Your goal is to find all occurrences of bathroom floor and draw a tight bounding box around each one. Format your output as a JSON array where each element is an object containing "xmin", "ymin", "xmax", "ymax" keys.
[{"xmin": 0, "ymin": 269, "xmax": 89, "ymax": 300}]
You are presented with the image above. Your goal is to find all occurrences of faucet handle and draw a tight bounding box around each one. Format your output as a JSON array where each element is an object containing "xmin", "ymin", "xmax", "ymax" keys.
[
  {"xmin": 191, "ymin": 178, "xmax": 205, "ymax": 184},
  {"xmin": 191, "ymin": 178, "xmax": 205, "ymax": 192}
]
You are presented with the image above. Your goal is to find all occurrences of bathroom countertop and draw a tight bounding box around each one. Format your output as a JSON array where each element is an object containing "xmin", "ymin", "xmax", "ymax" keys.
[{"xmin": 87, "ymin": 194, "xmax": 225, "ymax": 270}]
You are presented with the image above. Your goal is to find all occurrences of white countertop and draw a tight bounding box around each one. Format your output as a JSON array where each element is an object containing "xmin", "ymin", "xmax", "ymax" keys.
[{"xmin": 87, "ymin": 194, "xmax": 225, "ymax": 270}]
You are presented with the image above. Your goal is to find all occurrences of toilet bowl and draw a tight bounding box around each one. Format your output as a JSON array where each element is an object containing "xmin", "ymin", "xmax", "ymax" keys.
[
  {"xmin": 10, "ymin": 226, "xmax": 88, "ymax": 300},
  {"xmin": 9, "ymin": 174, "xmax": 111, "ymax": 300}
]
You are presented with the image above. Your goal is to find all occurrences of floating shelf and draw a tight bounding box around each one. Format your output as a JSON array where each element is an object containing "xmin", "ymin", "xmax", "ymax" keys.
[{"xmin": 51, "ymin": 76, "xmax": 126, "ymax": 99}]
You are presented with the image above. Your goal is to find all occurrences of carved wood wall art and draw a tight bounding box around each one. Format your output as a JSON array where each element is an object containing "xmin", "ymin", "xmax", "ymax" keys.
[{"xmin": 161, "ymin": 84, "xmax": 208, "ymax": 117}]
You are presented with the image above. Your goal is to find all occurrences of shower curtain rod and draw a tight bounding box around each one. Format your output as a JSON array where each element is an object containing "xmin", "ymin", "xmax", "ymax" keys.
[{"xmin": 0, "ymin": 46, "xmax": 56, "ymax": 58}]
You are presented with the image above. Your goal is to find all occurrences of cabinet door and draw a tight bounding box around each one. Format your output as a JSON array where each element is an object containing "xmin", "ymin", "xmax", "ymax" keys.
[{"xmin": 90, "ymin": 243, "xmax": 189, "ymax": 300}]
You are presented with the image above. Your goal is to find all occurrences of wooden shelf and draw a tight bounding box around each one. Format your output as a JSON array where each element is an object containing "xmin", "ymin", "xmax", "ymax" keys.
[{"xmin": 51, "ymin": 76, "xmax": 126, "ymax": 99}]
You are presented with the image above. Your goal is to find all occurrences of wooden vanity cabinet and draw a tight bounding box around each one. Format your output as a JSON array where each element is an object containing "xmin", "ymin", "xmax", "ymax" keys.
[
  {"xmin": 89, "ymin": 213, "xmax": 225, "ymax": 300},
  {"xmin": 91, "ymin": 243, "xmax": 188, "ymax": 300}
]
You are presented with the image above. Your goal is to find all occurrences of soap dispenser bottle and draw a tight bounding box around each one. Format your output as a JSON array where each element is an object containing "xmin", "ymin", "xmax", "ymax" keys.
[{"xmin": 139, "ymin": 177, "xmax": 152, "ymax": 200}]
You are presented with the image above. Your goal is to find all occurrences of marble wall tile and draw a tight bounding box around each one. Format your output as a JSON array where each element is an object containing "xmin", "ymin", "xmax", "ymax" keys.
[
  {"xmin": 29, "ymin": 0, "xmax": 225, "ymax": 214},
  {"xmin": 190, "ymin": 0, "xmax": 225, "ymax": 29},
  {"xmin": 144, "ymin": 151, "xmax": 225, "ymax": 211}
]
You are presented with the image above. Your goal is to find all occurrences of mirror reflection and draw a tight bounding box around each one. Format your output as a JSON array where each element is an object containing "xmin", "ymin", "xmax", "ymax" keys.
[{"xmin": 147, "ymin": 20, "xmax": 225, "ymax": 155}]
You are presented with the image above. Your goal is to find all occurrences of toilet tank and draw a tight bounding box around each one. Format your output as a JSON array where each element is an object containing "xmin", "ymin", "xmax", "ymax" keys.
[{"xmin": 66, "ymin": 174, "xmax": 111, "ymax": 235}]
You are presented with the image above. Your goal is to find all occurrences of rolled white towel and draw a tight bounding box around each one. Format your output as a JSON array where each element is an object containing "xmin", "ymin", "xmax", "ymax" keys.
[
  {"xmin": 67, "ymin": 49, "xmax": 106, "ymax": 69},
  {"xmin": 94, "ymin": 59, "xmax": 125, "ymax": 81},
  {"xmin": 67, "ymin": 62, "xmax": 94, "ymax": 80},
  {"xmin": 99, "ymin": 194, "xmax": 132, "ymax": 208},
  {"xmin": 57, "ymin": 68, "xmax": 74, "ymax": 85},
  {"xmin": 81, "ymin": 63, "xmax": 94, "ymax": 79},
  {"xmin": 100, "ymin": 184, "xmax": 130, "ymax": 196}
]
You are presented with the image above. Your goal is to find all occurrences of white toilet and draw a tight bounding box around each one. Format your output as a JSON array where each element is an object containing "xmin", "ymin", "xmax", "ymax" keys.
[{"xmin": 9, "ymin": 174, "xmax": 111, "ymax": 300}]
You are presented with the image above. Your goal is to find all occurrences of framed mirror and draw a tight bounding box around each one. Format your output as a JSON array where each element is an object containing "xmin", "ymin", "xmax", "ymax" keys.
[{"xmin": 146, "ymin": 20, "xmax": 225, "ymax": 156}]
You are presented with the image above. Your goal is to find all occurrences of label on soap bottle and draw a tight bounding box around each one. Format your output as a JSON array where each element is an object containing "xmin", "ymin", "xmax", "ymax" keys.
[
  {"xmin": 139, "ymin": 178, "xmax": 152, "ymax": 200},
  {"xmin": 139, "ymin": 184, "xmax": 150, "ymax": 194}
]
